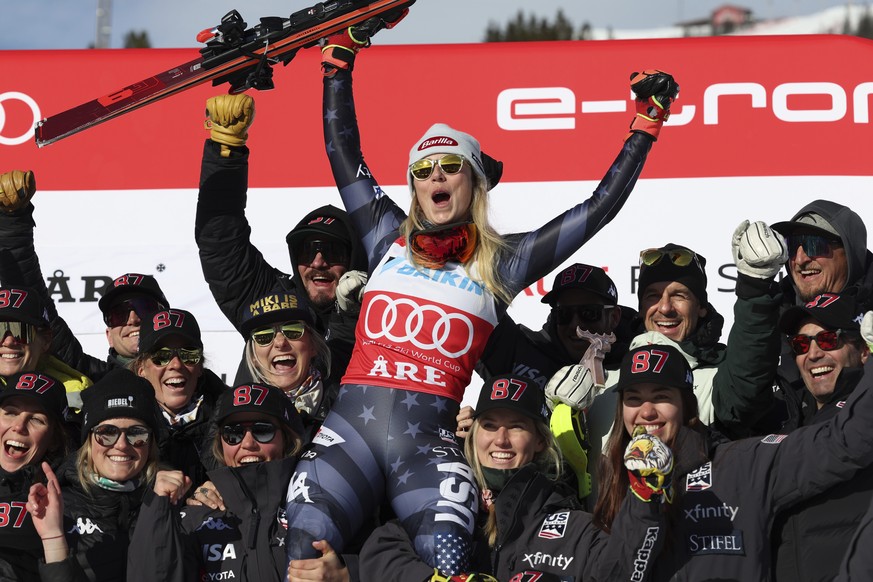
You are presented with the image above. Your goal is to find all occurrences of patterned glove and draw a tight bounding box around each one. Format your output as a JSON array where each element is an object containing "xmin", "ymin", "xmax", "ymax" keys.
[
  {"xmin": 0, "ymin": 170, "xmax": 35, "ymax": 213},
  {"xmin": 862, "ymin": 311, "xmax": 873, "ymax": 353},
  {"xmin": 336, "ymin": 270, "xmax": 368, "ymax": 313},
  {"xmin": 544, "ymin": 365, "xmax": 596, "ymax": 411},
  {"xmin": 205, "ymin": 94, "xmax": 255, "ymax": 156},
  {"xmin": 624, "ymin": 428, "xmax": 673, "ymax": 503},
  {"xmin": 732, "ymin": 219, "xmax": 788, "ymax": 279},
  {"xmin": 627, "ymin": 69, "xmax": 679, "ymax": 141}
]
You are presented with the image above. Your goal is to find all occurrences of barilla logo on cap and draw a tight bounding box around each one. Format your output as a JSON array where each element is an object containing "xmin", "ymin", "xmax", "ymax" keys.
[
  {"xmin": 112, "ymin": 273, "xmax": 146, "ymax": 288},
  {"xmin": 106, "ymin": 396, "xmax": 134, "ymax": 409},
  {"xmin": 418, "ymin": 136, "xmax": 458, "ymax": 151},
  {"xmin": 307, "ymin": 216, "xmax": 336, "ymax": 226},
  {"xmin": 249, "ymin": 294, "xmax": 298, "ymax": 317},
  {"xmin": 15, "ymin": 373, "xmax": 55, "ymax": 394}
]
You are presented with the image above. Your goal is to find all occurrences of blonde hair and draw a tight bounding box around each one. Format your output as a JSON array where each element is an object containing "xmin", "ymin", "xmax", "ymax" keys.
[
  {"xmin": 76, "ymin": 428, "xmax": 159, "ymax": 496},
  {"xmin": 463, "ymin": 414, "xmax": 562, "ymax": 547},
  {"xmin": 400, "ymin": 175, "xmax": 513, "ymax": 306},
  {"xmin": 244, "ymin": 323, "xmax": 331, "ymax": 386}
]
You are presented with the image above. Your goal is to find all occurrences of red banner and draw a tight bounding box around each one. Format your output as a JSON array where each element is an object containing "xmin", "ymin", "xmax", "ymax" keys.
[{"xmin": 3, "ymin": 34, "xmax": 872, "ymax": 191}]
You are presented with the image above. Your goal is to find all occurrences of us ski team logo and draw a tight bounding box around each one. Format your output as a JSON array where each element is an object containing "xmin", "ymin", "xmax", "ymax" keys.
[
  {"xmin": 538, "ymin": 511, "xmax": 570, "ymax": 539},
  {"xmin": 686, "ymin": 462, "xmax": 713, "ymax": 492}
]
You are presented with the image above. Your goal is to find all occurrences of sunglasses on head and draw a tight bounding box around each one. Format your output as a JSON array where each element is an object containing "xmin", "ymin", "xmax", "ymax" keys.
[
  {"xmin": 409, "ymin": 154, "xmax": 466, "ymax": 181},
  {"xmin": 220, "ymin": 421, "xmax": 278, "ymax": 446},
  {"xmin": 104, "ymin": 297, "xmax": 165, "ymax": 327},
  {"xmin": 553, "ymin": 305, "xmax": 614, "ymax": 326},
  {"xmin": 297, "ymin": 239, "xmax": 350, "ymax": 266},
  {"xmin": 639, "ymin": 247, "xmax": 701, "ymax": 269},
  {"xmin": 787, "ymin": 234, "xmax": 842, "ymax": 259},
  {"xmin": 92, "ymin": 424, "xmax": 152, "ymax": 448},
  {"xmin": 0, "ymin": 321, "xmax": 36, "ymax": 345},
  {"xmin": 789, "ymin": 329, "xmax": 852, "ymax": 355},
  {"xmin": 250, "ymin": 322, "xmax": 306, "ymax": 347},
  {"xmin": 148, "ymin": 347, "xmax": 203, "ymax": 367}
]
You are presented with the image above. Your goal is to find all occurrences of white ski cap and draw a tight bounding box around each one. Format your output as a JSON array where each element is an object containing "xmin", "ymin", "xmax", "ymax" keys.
[{"xmin": 407, "ymin": 123, "xmax": 487, "ymax": 194}]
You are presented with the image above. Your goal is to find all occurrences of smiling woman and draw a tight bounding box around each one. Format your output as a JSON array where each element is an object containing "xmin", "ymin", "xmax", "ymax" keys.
[
  {"xmin": 129, "ymin": 308, "xmax": 227, "ymax": 489},
  {"xmin": 27, "ymin": 369, "xmax": 160, "ymax": 582},
  {"xmin": 0, "ymin": 371, "xmax": 68, "ymax": 580}
]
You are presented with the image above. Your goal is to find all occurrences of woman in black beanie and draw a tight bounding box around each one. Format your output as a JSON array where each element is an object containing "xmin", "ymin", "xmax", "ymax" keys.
[{"xmin": 26, "ymin": 368, "xmax": 160, "ymax": 582}]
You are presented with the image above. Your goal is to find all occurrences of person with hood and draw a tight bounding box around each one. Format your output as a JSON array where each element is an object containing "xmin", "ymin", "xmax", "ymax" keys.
[
  {"xmin": 0, "ymin": 371, "xmax": 70, "ymax": 580},
  {"xmin": 0, "ymin": 169, "xmax": 171, "ymax": 384},
  {"xmin": 193, "ymin": 114, "xmax": 368, "ymax": 390},
  {"xmin": 769, "ymin": 291, "xmax": 873, "ymax": 582},
  {"xmin": 26, "ymin": 369, "xmax": 160, "ymax": 582},
  {"xmin": 128, "ymin": 382, "xmax": 308, "ymax": 582}
]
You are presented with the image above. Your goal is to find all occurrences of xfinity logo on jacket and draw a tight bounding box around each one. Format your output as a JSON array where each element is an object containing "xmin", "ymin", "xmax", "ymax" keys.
[{"xmin": 522, "ymin": 551, "xmax": 574, "ymax": 571}]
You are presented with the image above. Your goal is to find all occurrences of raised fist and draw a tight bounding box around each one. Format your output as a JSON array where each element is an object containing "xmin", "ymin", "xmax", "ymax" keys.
[
  {"xmin": 628, "ymin": 69, "xmax": 679, "ymax": 141},
  {"xmin": 544, "ymin": 365, "xmax": 596, "ymax": 411},
  {"xmin": 0, "ymin": 170, "xmax": 35, "ymax": 213},
  {"xmin": 731, "ymin": 219, "xmax": 788, "ymax": 280},
  {"xmin": 321, "ymin": 9, "xmax": 410, "ymax": 77},
  {"xmin": 205, "ymin": 94, "xmax": 255, "ymax": 151}
]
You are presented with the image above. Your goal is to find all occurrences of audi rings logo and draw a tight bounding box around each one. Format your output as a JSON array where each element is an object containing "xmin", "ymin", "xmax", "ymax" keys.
[
  {"xmin": 0, "ymin": 92, "xmax": 41, "ymax": 146},
  {"xmin": 364, "ymin": 294, "xmax": 474, "ymax": 358}
]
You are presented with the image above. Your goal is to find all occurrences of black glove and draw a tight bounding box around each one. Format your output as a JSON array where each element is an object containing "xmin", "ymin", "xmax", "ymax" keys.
[
  {"xmin": 320, "ymin": 9, "xmax": 411, "ymax": 77},
  {"xmin": 627, "ymin": 70, "xmax": 679, "ymax": 141}
]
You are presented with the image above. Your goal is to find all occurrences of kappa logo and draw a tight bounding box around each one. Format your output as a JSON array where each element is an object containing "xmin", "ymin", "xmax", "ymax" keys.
[
  {"xmin": 538, "ymin": 511, "xmax": 570, "ymax": 539},
  {"xmin": 195, "ymin": 517, "xmax": 233, "ymax": 531},
  {"xmin": 686, "ymin": 462, "xmax": 713, "ymax": 492},
  {"xmin": 68, "ymin": 517, "xmax": 103, "ymax": 535}
]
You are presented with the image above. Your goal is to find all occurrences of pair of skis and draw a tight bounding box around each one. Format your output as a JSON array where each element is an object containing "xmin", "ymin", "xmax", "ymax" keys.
[{"xmin": 35, "ymin": 0, "xmax": 415, "ymax": 147}]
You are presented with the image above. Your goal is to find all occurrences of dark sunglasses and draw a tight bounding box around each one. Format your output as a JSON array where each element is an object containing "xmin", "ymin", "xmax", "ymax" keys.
[
  {"xmin": 297, "ymin": 239, "xmax": 350, "ymax": 266},
  {"xmin": 92, "ymin": 424, "xmax": 152, "ymax": 448},
  {"xmin": 0, "ymin": 321, "xmax": 36, "ymax": 345},
  {"xmin": 220, "ymin": 422, "xmax": 278, "ymax": 446},
  {"xmin": 149, "ymin": 347, "xmax": 203, "ymax": 367},
  {"xmin": 787, "ymin": 234, "xmax": 842, "ymax": 259},
  {"xmin": 553, "ymin": 305, "xmax": 613, "ymax": 326},
  {"xmin": 789, "ymin": 329, "xmax": 852, "ymax": 355},
  {"xmin": 104, "ymin": 297, "xmax": 165, "ymax": 327},
  {"xmin": 409, "ymin": 154, "xmax": 466, "ymax": 181},
  {"xmin": 639, "ymin": 247, "xmax": 701, "ymax": 269},
  {"xmin": 250, "ymin": 322, "xmax": 306, "ymax": 347}
]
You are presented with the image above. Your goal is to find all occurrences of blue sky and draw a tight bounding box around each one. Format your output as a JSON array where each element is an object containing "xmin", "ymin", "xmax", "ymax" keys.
[{"xmin": 2, "ymin": 0, "xmax": 853, "ymax": 49}]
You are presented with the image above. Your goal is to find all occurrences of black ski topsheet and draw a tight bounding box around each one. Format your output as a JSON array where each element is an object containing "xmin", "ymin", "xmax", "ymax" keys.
[{"xmin": 34, "ymin": 0, "xmax": 414, "ymax": 147}]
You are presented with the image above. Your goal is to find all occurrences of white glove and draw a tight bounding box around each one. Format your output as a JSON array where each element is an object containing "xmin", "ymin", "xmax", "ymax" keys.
[
  {"xmin": 731, "ymin": 219, "xmax": 788, "ymax": 280},
  {"xmin": 862, "ymin": 311, "xmax": 873, "ymax": 353},
  {"xmin": 544, "ymin": 365, "xmax": 596, "ymax": 412},
  {"xmin": 336, "ymin": 270, "xmax": 368, "ymax": 313}
]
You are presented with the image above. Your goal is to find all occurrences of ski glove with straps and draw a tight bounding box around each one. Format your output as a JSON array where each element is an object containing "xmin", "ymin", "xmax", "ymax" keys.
[
  {"xmin": 624, "ymin": 427, "xmax": 674, "ymax": 503},
  {"xmin": 0, "ymin": 170, "xmax": 35, "ymax": 213},
  {"xmin": 544, "ymin": 364, "xmax": 597, "ymax": 412},
  {"xmin": 627, "ymin": 69, "xmax": 679, "ymax": 141},
  {"xmin": 321, "ymin": 8, "xmax": 410, "ymax": 76},
  {"xmin": 205, "ymin": 93, "xmax": 255, "ymax": 156},
  {"xmin": 336, "ymin": 270, "xmax": 368, "ymax": 314},
  {"xmin": 731, "ymin": 219, "xmax": 788, "ymax": 280}
]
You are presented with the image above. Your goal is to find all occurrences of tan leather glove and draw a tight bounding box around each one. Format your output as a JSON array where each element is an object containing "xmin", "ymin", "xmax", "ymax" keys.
[
  {"xmin": 205, "ymin": 94, "xmax": 255, "ymax": 155},
  {"xmin": 0, "ymin": 170, "xmax": 36, "ymax": 213}
]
